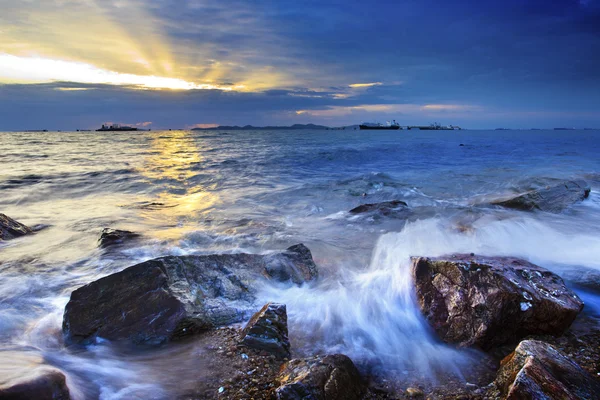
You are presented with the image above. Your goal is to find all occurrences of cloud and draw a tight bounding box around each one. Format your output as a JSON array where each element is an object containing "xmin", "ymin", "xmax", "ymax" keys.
[
  {"xmin": 296, "ymin": 103, "xmax": 480, "ymax": 117},
  {"xmin": 348, "ymin": 82, "xmax": 382, "ymax": 88},
  {"xmin": 0, "ymin": 54, "xmax": 239, "ymax": 90}
]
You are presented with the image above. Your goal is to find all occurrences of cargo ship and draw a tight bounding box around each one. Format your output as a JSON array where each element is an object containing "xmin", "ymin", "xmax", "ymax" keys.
[
  {"xmin": 359, "ymin": 120, "xmax": 401, "ymax": 130},
  {"xmin": 96, "ymin": 124, "xmax": 138, "ymax": 132}
]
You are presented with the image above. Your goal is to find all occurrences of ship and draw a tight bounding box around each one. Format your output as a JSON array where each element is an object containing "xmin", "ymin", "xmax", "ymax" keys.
[
  {"xmin": 413, "ymin": 122, "xmax": 461, "ymax": 130},
  {"xmin": 96, "ymin": 124, "xmax": 138, "ymax": 132},
  {"xmin": 359, "ymin": 120, "xmax": 401, "ymax": 130}
]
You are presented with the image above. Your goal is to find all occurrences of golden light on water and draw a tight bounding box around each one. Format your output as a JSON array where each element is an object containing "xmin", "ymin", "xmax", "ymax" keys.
[{"xmin": 139, "ymin": 130, "xmax": 219, "ymax": 239}]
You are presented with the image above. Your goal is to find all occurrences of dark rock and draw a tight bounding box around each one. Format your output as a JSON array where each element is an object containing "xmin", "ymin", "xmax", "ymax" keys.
[
  {"xmin": 492, "ymin": 180, "xmax": 591, "ymax": 213},
  {"xmin": 0, "ymin": 214, "xmax": 33, "ymax": 240},
  {"xmin": 275, "ymin": 354, "xmax": 365, "ymax": 400},
  {"xmin": 349, "ymin": 200, "xmax": 409, "ymax": 216},
  {"xmin": 98, "ymin": 228, "xmax": 141, "ymax": 248},
  {"xmin": 63, "ymin": 244, "xmax": 318, "ymax": 345},
  {"xmin": 495, "ymin": 340, "xmax": 600, "ymax": 399},
  {"xmin": 240, "ymin": 303, "xmax": 290, "ymax": 359},
  {"xmin": 264, "ymin": 243, "xmax": 319, "ymax": 284},
  {"xmin": 0, "ymin": 367, "xmax": 70, "ymax": 400},
  {"xmin": 412, "ymin": 254, "xmax": 583, "ymax": 349}
]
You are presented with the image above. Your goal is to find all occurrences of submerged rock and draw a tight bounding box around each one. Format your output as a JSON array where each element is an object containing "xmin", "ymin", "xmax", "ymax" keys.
[
  {"xmin": 98, "ymin": 228, "xmax": 141, "ymax": 248},
  {"xmin": 240, "ymin": 303, "xmax": 290, "ymax": 359},
  {"xmin": 0, "ymin": 369, "xmax": 70, "ymax": 400},
  {"xmin": 495, "ymin": 340, "xmax": 600, "ymax": 399},
  {"xmin": 492, "ymin": 179, "xmax": 591, "ymax": 213},
  {"xmin": 0, "ymin": 351, "xmax": 71, "ymax": 400},
  {"xmin": 275, "ymin": 354, "xmax": 365, "ymax": 400},
  {"xmin": 412, "ymin": 254, "xmax": 583, "ymax": 349},
  {"xmin": 0, "ymin": 213, "xmax": 33, "ymax": 240},
  {"xmin": 63, "ymin": 244, "xmax": 318, "ymax": 345},
  {"xmin": 349, "ymin": 200, "xmax": 409, "ymax": 217}
]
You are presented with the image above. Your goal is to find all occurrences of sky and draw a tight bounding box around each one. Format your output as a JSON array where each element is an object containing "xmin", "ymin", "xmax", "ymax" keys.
[{"xmin": 0, "ymin": 0, "xmax": 599, "ymax": 130}]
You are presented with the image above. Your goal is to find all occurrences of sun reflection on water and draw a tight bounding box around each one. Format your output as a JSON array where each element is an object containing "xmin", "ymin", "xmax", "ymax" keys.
[{"xmin": 138, "ymin": 130, "xmax": 219, "ymax": 239}]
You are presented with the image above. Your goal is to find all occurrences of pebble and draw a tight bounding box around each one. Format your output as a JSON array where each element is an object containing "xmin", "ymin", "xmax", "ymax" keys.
[{"xmin": 406, "ymin": 387, "xmax": 425, "ymax": 398}]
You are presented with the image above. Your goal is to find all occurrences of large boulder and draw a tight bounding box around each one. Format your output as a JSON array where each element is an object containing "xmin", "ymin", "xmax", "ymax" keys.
[
  {"xmin": 98, "ymin": 228, "xmax": 141, "ymax": 248},
  {"xmin": 0, "ymin": 213, "xmax": 32, "ymax": 240},
  {"xmin": 275, "ymin": 354, "xmax": 365, "ymax": 400},
  {"xmin": 240, "ymin": 303, "xmax": 290, "ymax": 359},
  {"xmin": 412, "ymin": 254, "xmax": 583, "ymax": 349},
  {"xmin": 492, "ymin": 180, "xmax": 591, "ymax": 213},
  {"xmin": 63, "ymin": 244, "xmax": 318, "ymax": 345},
  {"xmin": 349, "ymin": 200, "xmax": 409, "ymax": 217},
  {"xmin": 495, "ymin": 340, "xmax": 600, "ymax": 399},
  {"xmin": 0, "ymin": 352, "xmax": 70, "ymax": 400}
]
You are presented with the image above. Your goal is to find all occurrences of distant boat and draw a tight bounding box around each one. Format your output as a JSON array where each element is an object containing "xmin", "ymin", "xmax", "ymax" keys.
[
  {"xmin": 359, "ymin": 120, "xmax": 401, "ymax": 130},
  {"xmin": 96, "ymin": 124, "xmax": 138, "ymax": 132},
  {"xmin": 412, "ymin": 123, "xmax": 460, "ymax": 130}
]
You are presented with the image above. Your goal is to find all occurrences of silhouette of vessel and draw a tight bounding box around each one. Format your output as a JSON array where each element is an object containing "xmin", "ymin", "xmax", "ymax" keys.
[
  {"xmin": 359, "ymin": 120, "xmax": 401, "ymax": 130},
  {"xmin": 96, "ymin": 124, "xmax": 138, "ymax": 132}
]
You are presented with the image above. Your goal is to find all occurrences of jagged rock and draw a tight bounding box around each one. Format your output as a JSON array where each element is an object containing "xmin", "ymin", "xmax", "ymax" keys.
[
  {"xmin": 0, "ymin": 213, "xmax": 33, "ymax": 240},
  {"xmin": 0, "ymin": 351, "xmax": 70, "ymax": 400},
  {"xmin": 98, "ymin": 228, "xmax": 141, "ymax": 248},
  {"xmin": 240, "ymin": 303, "xmax": 290, "ymax": 359},
  {"xmin": 63, "ymin": 244, "xmax": 318, "ymax": 345},
  {"xmin": 492, "ymin": 180, "xmax": 591, "ymax": 213},
  {"xmin": 349, "ymin": 200, "xmax": 409, "ymax": 217},
  {"xmin": 275, "ymin": 354, "xmax": 365, "ymax": 400},
  {"xmin": 412, "ymin": 254, "xmax": 583, "ymax": 349},
  {"xmin": 495, "ymin": 340, "xmax": 600, "ymax": 399}
]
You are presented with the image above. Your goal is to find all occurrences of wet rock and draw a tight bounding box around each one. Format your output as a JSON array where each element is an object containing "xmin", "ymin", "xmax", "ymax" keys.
[
  {"xmin": 240, "ymin": 303, "xmax": 290, "ymax": 359},
  {"xmin": 0, "ymin": 213, "xmax": 33, "ymax": 240},
  {"xmin": 349, "ymin": 200, "xmax": 409, "ymax": 217},
  {"xmin": 63, "ymin": 244, "xmax": 318, "ymax": 345},
  {"xmin": 275, "ymin": 354, "xmax": 365, "ymax": 400},
  {"xmin": 264, "ymin": 243, "xmax": 319, "ymax": 284},
  {"xmin": 98, "ymin": 228, "xmax": 141, "ymax": 248},
  {"xmin": 492, "ymin": 179, "xmax": 591, "ymax": 213},
  {"xmin": 0, "ymin": 361, "xmax": 70, "ymax": 400},
  {"xmin": 495, "ymin": 340, "xmax": 600, "ymax": 399},
  {"xmin": 412, "ymin": 254, "xmax": 583, "ymax": 349}
]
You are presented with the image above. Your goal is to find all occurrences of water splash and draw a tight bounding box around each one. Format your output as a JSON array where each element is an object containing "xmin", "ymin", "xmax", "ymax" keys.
[{"xmin": 258, "ymin": 215, "xmax": 600, "ymax": 378}]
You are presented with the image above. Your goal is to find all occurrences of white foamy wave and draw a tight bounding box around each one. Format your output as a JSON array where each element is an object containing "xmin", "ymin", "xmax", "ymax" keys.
[{"xmin": 258, "ymin": 215, "xmax": 600, "ymax": 378}]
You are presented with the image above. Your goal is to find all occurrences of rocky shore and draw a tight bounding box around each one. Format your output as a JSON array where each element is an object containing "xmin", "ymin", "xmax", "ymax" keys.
[{"xmin": 2, "ymin": 179, "xmax": 599, "ymax": 399}]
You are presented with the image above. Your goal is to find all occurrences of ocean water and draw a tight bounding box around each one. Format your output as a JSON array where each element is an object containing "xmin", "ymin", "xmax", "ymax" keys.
[{"xmin": 1, "ymin": 129, "xmax": 600, "ymax": 398}]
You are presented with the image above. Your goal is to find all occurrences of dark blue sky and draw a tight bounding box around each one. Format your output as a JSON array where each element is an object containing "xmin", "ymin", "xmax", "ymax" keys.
[{"xmin": 0, "ymin": 0, "xmax": 599, "ymax": 129}]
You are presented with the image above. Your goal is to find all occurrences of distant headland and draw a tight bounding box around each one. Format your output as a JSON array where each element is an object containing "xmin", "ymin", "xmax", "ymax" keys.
[{"xmin": 191, "ymin": 123, "xmax": 329, "ymax": 130}]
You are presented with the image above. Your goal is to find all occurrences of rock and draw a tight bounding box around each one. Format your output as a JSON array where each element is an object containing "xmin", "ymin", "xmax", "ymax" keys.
[
  {"xmin": 495, "ymin": 340, "xmax": 600, "ymax": 399},
  {"xmin": 98, "ymin": 228, "xmax": 141, "ymax": 248},
  {"xmin": 0, "ymin": 369, "xmax": 70, "ymax": 400},
  {"xmin": 349, "ymin": 200, "xmax": 409, "ymax": 216},
  {"xmin": 264, "ymin": 243, "xmax": 319, "ymax": 285},
  {"xmin": 0, "ymin": 352, "xmax": 70, "ymax": 400},
  {"xmin": 492, "ymin": 180, "xmax": 591, "ymax": 213},
  {"xmin": 275, "ymin": 354, "xmax": 365, "ymax": 400},
  {"xmin": 0, "ymin": 213, "xmax": 33, "ymax": 240},
  {"xmin": 63, "ymin": 244, "xmax": 318, "ymax": 345},
  {"xmin": 412, "ymin": 254, "xmax": 583, "ymax": 349},
  {"xmin": 240, "ymin": 303, "xmax": 290, "ymax": 359}
]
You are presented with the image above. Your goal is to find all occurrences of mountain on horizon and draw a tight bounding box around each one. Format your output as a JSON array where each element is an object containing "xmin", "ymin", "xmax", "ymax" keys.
[{"xmin": 191, "ymin": 123, "xmax": 330, "ymax": 130}]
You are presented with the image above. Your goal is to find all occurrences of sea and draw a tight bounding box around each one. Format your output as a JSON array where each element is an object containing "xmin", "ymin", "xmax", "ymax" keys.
[{"xmin": 1, "ymin": 128, "xmax": 600, "ymax": 399}]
